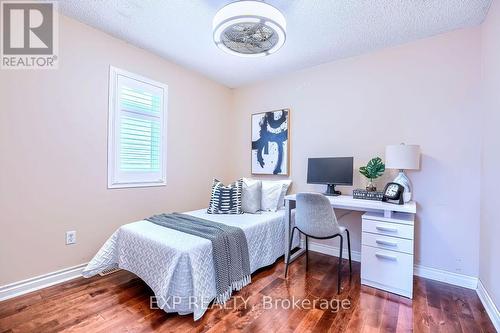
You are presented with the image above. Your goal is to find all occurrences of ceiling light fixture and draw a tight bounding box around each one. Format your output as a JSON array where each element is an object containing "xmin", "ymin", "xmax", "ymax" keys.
[{"xmin": 212, "ymin": 1, "xmax": 286, "ymax": 57}]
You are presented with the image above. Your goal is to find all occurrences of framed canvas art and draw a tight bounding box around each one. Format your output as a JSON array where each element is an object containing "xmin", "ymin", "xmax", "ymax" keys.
[{"xmin": 251, "ymin": 109, "xmax": 290, "ymax": 175}]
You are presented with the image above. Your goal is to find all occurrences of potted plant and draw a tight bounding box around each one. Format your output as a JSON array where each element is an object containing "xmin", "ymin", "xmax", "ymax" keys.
[{"xmin": 359, "ymin": 157, "xmax": 385, "ymax": 192}]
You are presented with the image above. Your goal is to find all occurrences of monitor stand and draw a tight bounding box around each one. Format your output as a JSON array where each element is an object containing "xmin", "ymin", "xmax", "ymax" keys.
[{"xmin": 325, "ymin": 184, "xmax": 342, "ymax": 196}]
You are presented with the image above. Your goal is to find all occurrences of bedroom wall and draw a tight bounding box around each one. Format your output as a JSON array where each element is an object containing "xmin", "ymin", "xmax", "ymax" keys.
[
  {"xmin": 480, "ymin": 0, "xmax": 500, "ymax": 310},
  {"xmin": 0, "ymin": 15, "xmax": 233, "ymax": 285},
  {"xmin": 231, "ymin": 27, "xmax": 482, "ymax": 278}
]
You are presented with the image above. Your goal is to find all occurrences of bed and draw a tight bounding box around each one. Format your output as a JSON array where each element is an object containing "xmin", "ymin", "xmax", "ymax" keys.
[{"xmin": 82, "ymin": 208, "xmax": 294, "ymax": 320}]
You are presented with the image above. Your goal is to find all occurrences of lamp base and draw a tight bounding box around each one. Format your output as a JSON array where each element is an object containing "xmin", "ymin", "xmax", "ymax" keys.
[{"xmin": 393, "ymin": 171, "xmax": 412, "ymax": 203}]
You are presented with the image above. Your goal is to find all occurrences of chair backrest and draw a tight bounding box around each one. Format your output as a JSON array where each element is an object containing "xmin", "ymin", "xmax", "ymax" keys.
[{"xmin": 295, "ymin": 192, "xmax": 341, "ymax": 238}]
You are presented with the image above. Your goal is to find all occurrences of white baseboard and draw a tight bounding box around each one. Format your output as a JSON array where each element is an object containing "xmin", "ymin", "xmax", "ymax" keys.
[
  {"xmin": 0, "ymin": 263, "xmax": 87, "ymax": 302},
  {"xmin": 477, "ymin": 279, "xmax": 500, "ymax": 332},
  {"xmin": 413, "ymin": 264, "xmax": 478, "ymax": 290},
  {"xmin": 307, "ymin": 241, "xmax": 478, "ymax": 289},
  {"xmin": 308, "ymin": 241, "xmax": 362, "ymax": 262}
]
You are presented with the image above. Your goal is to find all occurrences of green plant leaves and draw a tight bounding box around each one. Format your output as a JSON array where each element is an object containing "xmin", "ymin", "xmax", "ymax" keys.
[{"xmin": 359, "ymin": 157, "xmax": 385, "ymax": 180}]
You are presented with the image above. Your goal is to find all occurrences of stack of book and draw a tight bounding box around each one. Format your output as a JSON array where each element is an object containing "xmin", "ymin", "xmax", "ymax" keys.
[{"xmin": 353, "ymin": 189, "xmax": 383, "ymax": 201}]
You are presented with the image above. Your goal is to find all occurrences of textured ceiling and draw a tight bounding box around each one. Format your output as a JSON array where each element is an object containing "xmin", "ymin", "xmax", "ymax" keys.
[{"xmin": 59, "ymin": 0, "xmax": 492, "ymax": 88}]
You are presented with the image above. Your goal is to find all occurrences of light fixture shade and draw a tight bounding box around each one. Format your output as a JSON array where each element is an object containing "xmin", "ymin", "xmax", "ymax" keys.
[
  {"xmin": 385, "ymin": 144, "xmax": 421, "ymax": 170},
  {"xmin": 212, "ymin": 1, "xmax": 286, "ymax": 57}
]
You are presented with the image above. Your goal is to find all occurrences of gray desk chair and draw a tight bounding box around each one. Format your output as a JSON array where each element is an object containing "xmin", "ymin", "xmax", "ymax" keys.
[{"xmin": 285, "ymin": 192, "xmax": 352, "ymax": 293}]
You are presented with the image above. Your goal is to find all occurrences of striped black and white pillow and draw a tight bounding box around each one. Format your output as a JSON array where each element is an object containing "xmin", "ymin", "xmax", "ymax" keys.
[{"xmin": 207, "ymin": 178, "xmax": 243, "ymax": 214}]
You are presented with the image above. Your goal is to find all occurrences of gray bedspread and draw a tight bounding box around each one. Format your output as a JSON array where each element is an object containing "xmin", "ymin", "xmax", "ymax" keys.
[{"xmin": 145, "ymin": 212, "xmax": 251, "ymax": 304}]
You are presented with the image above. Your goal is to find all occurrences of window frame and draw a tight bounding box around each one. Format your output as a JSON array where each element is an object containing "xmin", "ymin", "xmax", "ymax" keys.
[{"xmin": 107, "ymin": 66, "xmax": 168, "ymax": 189}]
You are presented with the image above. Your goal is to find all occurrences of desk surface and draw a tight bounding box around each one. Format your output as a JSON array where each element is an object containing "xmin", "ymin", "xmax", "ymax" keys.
[{"xmin": 284, "ymin": 194, "xmax": 417, "ymax": 214}]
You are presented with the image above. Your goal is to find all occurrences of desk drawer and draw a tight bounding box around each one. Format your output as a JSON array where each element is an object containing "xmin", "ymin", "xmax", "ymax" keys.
[
  {"xmin": 362, "ymin": 219, "xmax": 413, "ymax": 240},
  {"xmin": 362, "ymin": 232, "xmax": 413, "ymax": 254},
  {"xmin": 361, "ymin": 245, "xmax": 413, "ymax": 298}
]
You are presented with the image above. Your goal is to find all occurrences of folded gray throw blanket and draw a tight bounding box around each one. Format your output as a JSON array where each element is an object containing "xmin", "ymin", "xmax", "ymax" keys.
[{"xmin": 145, "ymin": 213, "xmax": 251, "ymax": 304}]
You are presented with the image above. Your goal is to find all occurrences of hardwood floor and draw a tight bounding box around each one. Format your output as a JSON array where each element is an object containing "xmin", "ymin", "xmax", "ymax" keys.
[{"xmin": 0, "ymin": 252, "xmax": 495, "ymax": 333}]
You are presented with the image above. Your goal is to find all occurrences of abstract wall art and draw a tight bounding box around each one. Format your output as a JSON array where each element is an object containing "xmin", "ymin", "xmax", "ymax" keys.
[{"xmin": 251, "ymin": 109, "xmax": 290, "ymax": 175}]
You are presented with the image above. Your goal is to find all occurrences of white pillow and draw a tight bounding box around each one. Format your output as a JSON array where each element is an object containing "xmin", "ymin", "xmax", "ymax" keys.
[
  {"xmin": 261, "ymin": 181, "xmax": 283, "ymax": 211},
  {"xmin": 242, "ymin": 178, "xmax": 262, "ymax": 213},
  {"xmin": 277, "ymin": 180, "xmax": 292, "ymax": 209}
]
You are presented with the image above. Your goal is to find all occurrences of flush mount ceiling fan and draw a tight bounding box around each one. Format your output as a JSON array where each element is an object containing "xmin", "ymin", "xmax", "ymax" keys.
[{"xmin": 212, "ymin": 1, "xmax": 286, "ymax": 57}]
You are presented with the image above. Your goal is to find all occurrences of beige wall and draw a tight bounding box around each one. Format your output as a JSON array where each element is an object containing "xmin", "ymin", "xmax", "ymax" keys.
[
  {"xmin": 480, "ymin": 0, "xmax": 500, "ymax": 309},
  {"xmin": 232, "ymin": 27, "xmax": 482, "ymax": 277},
  {"xmin": 0, "ymin": 16, "xmax": 233, "ymax": 285}
]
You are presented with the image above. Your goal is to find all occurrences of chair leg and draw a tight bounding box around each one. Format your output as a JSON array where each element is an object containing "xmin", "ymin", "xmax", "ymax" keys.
[
  {"xmin": 285, "ymin": 227, "xmax": 296, "ymax": 278},
  {"xmin": 305, "ymin": 235, "xmax": 309, "ymax": 270},
  {"xmin": 338, "ymin": 235, "xmax": 343, "ymax": 294},
  {"xmin": 346, "ymin": 229, "xmax": 352, "ymax": 277}
]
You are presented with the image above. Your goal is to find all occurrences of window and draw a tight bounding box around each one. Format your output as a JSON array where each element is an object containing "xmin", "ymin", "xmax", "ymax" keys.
[{"xmin": 108, "ymin": 67, "xmax": 168, "ymax": 188}]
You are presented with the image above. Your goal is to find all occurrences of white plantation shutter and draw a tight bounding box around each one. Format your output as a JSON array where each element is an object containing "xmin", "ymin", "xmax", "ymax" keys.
[{"xmin": 108, "ymin": 67, "xmax": 168, "ymax": 188}]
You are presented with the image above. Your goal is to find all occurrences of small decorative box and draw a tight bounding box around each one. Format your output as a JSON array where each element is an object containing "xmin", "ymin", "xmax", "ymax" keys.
[{"xmin": 353, "ymin": 189, "xmax": 384, "ymax": 201}]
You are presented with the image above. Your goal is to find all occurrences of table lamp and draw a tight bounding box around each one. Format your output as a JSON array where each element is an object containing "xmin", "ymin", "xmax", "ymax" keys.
[{"xmin": 385, "ymin": 144, "xmax": 420, "ymax": 203}]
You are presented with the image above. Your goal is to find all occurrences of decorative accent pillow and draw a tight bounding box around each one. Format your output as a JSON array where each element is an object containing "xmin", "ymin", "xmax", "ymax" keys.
[
  {"xmin": 277, "ymin": 180, "xmax": 292, "ymax": 209},
  {"xmin": 261, "ymin": 181, "xmax": 283, "ymax": 211},
  {"xmin": 242, "ymin": 178, "xmax": 262, "ymax": 214},
  {"xmin": 207, "ymin": 179, "xmax": 243, "ymax": 214}
]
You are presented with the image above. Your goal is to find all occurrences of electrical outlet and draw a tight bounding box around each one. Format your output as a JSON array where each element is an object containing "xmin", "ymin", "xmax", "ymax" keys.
[{"xmin": 66, "ymin": 231, "xmax": 76, "ymax": 245}]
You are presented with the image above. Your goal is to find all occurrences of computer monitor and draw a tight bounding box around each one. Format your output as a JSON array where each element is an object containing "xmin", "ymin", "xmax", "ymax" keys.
[{"xmin": 307, "ymin": 157, "xmax": 354, "ymax": 196}]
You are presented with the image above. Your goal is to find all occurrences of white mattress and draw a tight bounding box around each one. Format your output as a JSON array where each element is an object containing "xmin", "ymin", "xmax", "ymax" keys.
[{"xmin": 82, "ymin": 209, "xmax": 293, "ymax": 320}]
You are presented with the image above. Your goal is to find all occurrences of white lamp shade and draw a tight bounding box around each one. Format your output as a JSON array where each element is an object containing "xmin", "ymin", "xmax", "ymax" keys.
[{"xmin": 385, "ymin": 144, "xmax": 420, "ymax": 170}]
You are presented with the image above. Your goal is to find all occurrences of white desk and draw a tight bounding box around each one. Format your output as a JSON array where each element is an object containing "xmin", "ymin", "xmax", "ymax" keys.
[{"xmin": 285, "ymin": 194, "xmax": 417, "ymax": 298}]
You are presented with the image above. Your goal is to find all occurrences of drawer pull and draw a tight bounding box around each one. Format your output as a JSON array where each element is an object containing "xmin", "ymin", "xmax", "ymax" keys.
[
  {"xmin": 375, "ymin": 253, "xmax": 398, "ymax": 261},
  {"xmin": 376, "ymin": 225, "xmax": 398, "ymax": 233},
  {"xmin": 376, "ymin": 239, "xmax": 398, "ymax": 247}
]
